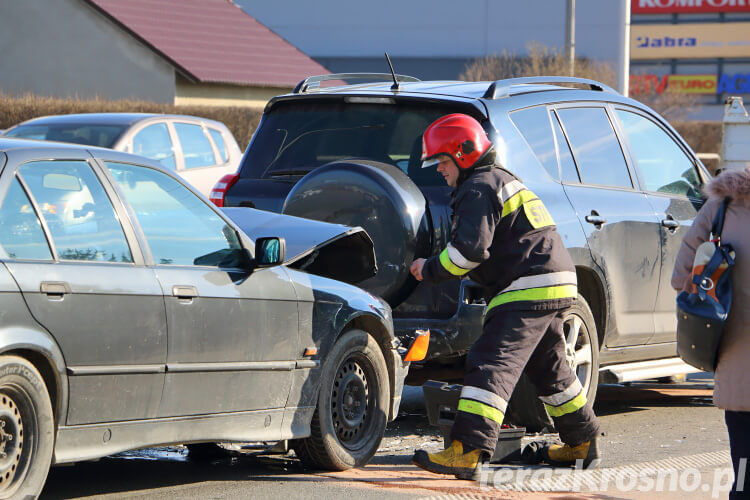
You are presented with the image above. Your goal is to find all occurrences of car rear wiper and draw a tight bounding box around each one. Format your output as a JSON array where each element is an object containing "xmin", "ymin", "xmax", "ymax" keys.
[{"xmin": 267, "ymin": 169, "xmax": 313, "ymax": 177}]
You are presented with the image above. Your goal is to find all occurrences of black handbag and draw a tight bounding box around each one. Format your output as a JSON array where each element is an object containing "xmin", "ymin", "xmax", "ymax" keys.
[{"xmin": 676, "ymin": 197, "xmax": 735, "ymax": 372}]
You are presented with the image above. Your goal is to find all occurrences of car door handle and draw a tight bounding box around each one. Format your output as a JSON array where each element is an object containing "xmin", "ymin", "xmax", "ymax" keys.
[
  {"xmin": 661, "ymin": 216, "xmax": 680, "ymax": 232},
  {"xmin": 172, "ymin": 285, "xmax": 198, "ymax": 301},
  {"xmin": 584, "ymin": 211, "xmax": 607, "ymax": 228},
  {"xmin": 40, "ymin": 281, "xmax": 70, "ymax": 298}
]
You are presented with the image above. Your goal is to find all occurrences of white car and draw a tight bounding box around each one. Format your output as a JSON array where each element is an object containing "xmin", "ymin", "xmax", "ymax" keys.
[{"xmin": 1, "ymin": 113, "xmax": 242, "ymax": 196}]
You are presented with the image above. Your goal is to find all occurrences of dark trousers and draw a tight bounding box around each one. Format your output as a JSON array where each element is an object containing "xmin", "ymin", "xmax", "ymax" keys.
[
  {"xmin": 450, "ymin": 308, "xmax": 600, "ymax": 454},
  {"xmin": 726, "ymin": 411, "xmax": 750, "ymax": 499}
]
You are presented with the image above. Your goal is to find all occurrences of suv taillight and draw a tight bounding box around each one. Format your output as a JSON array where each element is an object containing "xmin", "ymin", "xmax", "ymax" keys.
[{"xmin": 210, "ymin": 174, "xmax": 239, "ymax": 207}]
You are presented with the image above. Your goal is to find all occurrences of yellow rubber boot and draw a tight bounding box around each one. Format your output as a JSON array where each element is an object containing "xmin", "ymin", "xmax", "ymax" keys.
[
  {"xmin": 412, "ymin": 440, "xmax": 486, "ymax": 480},
  {"xmin": 543, "ymin": 438, "xmax": 600, "ymax": 469}
]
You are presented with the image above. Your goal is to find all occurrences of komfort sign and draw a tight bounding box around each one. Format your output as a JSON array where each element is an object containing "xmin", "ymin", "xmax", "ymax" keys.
[
  {"xmin": 633, "ymin": 0, "xmax": 750, "ymax": 14},
  {"xmin": 630, "ymin": 73, "xmax": 750, "ymax": 94}
]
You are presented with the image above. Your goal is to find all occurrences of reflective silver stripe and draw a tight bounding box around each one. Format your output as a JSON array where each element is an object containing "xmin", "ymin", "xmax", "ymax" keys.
[
  {"xmin": 498, "ymin": 180, "xmax": 527, "ymax": 205},
  {"xmin": 446, "ymin": 243, "xmax": 481, "ymax": 270},
  {"xmin": 539, "ymin": 378, "xmax": 584, "ymax": 407},
  {"xmin": 460, "ymin": 385, "xmax": 508, "ymax": 413},
  {"xmin": 499, "ymin": 271, "xmax": 578, "ymax": 294}
]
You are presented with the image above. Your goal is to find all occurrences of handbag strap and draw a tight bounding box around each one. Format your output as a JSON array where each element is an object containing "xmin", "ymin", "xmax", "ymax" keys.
[{"xmin": 711, "ymin": 197, "xmax": 732, "ymax": 242}]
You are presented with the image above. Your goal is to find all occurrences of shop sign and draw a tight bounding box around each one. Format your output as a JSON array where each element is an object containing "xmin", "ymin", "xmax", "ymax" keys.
[
  {"xmin": 631, "ymin": 23, "xmax": 750, "ymax": 58},
  {"xmin": 630, "ymin": 73, "xmax": 750, "ymax": 94},
  {"xmin": 633, "ymin": 0, "xmax": 750, "ymax": 14}
]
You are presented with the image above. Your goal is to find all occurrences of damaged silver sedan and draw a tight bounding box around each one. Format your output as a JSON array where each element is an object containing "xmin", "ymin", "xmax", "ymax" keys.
[{"xmin": 0, "ymin": 138, "xmax": 410, "ymax": 498}]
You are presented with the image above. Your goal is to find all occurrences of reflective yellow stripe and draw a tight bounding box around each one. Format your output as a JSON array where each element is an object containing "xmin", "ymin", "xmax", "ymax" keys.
[
  {"xmin": 501, "ymin": 189, "xmax": 537, "ymax": 217},
  {"xmin": 439, "ymin": 248, "xmax": 470, "ymax": 276},
  {"xmin": 544, "ymin": 391, "xmax": 587, "ymax": 417},
  {"xmin": 487, "ymin": 284, "xmax": 578, "ymax": 311},
  {"xmin": 523, "ymin": 199, "xmax": 555, "ymax": 228},
  {"xmin": 457, "ymin": 398, "xmax": 505, "ymax": 424}
]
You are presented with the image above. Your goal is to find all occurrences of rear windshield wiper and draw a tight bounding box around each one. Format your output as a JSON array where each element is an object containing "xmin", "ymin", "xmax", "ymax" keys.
[{"xmin": 267, "ymin": 169, "xmax": 313, "ymax": 177}]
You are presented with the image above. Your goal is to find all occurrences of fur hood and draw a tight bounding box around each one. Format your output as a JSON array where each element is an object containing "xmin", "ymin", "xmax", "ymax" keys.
[{"xmin": 705, "ymin": 168, "xmax": 750, "ymax": 203}]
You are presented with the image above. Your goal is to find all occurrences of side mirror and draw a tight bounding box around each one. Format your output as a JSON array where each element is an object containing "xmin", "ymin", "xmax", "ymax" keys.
[{"xmin": 254, "ymin": 237, "xmax": 286, "ymax": 268}]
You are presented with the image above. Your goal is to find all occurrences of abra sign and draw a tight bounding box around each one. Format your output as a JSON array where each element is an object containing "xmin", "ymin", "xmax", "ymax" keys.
[
  {"xmin": 630, "ymin": 73, "xmax": 750, "ymax": 94},
  {"xmin": 633, "ymin": 0, "xmax": 750, "ymax": 14},
  {"xmin": 631, "ymin": 23, "xmax": 750, "ymax": 59}
]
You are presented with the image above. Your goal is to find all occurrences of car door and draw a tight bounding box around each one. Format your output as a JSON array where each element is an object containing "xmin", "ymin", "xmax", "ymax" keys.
[
  {"xmin": 102, "ymin": 161, "xmax": 299, "ymax": 417},
  {"xmin": 612, "ymin": 107, "xmax": 704, "ymax": 344},
  {"xmin": 554, "ymin": 105, "xmax": 662, "ymax": 347},
  {"xmin": 0, "ymin": 149, "xmax": 167, "ymax": 425}
]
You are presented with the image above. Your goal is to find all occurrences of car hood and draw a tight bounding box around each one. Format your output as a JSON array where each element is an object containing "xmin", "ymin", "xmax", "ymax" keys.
[{"xmin": 222, "ymin": 207, "xmax": 377, "ymax": 284}]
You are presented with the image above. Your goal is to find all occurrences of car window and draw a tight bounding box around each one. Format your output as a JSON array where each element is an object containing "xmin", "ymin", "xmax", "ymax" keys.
[
  {"xmin": 106, "ymin": 162, "xmax": 243, "ymax": 267},
  {"xmin": 208, "ymin": 128, "xmax": 229, "ymax": 163},
  {"xmin": 239, "ymin": 100, "xmax": 482, "ymax": 187},
  {"xmin": 0, "ymin": 178, "xmax": 53, "ymax": 260},
  {"xmin": 18, "ymin": 161, "xmax": 133, "ymax": 262},
  {"xmin": 3, "ymin": 123, "xmax": 127, "ymax": 148},
  {"xmin": 510, "ymin": 106, "xmax": 559, "ymax": 180},
  {"xmin": 615, "ymin": 110, "xmax": 701, "ymax": 198},
  {"xmin": 132, "ymin": 123, "xmax": 176, "ymax": 171},
  {"xmin": 174, "ymin": 123, "xmax": 216, "ymax": 169},
  {"xmin": 551, "ymin": 112, "xmax": 580, "ymax": 183},
  {"xmin": 557, "ymin": 107, "xmax": 633, "ymax": 189}
]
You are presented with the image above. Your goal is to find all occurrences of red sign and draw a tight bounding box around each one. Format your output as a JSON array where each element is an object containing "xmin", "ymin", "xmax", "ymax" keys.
[
  {"xmin": 629, "ymin": 74, "xmax": 719, "ymax": 94},
  {"xmin": 633, "ymin": 0, "xmax": 750, "ymax": 14}
]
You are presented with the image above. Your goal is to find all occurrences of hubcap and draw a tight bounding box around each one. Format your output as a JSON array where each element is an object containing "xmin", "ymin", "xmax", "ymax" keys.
[
  {"xmin": 563, "ymin": 314, "xmax": 594, "ymax": 395},
  {"xmin": 331, "ymin": 358, "xmax": 370, "ymax": 446},
  {"xmin": 0, "ymin": 395, "xmax": 23, "ymax": 487}
]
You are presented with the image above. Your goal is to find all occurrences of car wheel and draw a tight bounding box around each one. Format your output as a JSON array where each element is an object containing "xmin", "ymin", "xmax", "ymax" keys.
[
  {"xmin": 293, "ymin": 329, "xmax": 390, "ymax": 471},
  {"xmin": 505, "ymin": 295, "xmax": 600, "ymax": 432},
  {"xmin": 0, "ymin": 355, "xmax": 54, "ymax": 499}
]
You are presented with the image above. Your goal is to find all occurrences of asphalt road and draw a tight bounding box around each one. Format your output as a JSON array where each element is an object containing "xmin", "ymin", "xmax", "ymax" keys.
[{"xmin": 41, "ymin": 376, "xmax": 731, "ymax": 499}]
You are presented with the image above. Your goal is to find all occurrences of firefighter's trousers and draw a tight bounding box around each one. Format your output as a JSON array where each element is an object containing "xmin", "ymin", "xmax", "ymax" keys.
[{"xmin": 450, "ymin": 308, "xmax": 601, "ymax": 454}]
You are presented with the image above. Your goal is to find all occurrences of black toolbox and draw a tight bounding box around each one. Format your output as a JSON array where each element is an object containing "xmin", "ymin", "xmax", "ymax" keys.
[{"xmin": 422, "ymin": 380, "xmax": 525, "ymax": 464}]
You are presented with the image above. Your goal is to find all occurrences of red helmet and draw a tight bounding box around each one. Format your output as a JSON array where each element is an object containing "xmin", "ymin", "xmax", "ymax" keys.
[{"xmin": 421, "ymin": 114, "xmax": 492, "ymax": 170}]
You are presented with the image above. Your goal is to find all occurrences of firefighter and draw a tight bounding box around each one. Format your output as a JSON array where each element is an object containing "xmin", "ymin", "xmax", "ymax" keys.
[{"xmin": 410, "ymin": 114, "xmax": 601, "ymax": 480}]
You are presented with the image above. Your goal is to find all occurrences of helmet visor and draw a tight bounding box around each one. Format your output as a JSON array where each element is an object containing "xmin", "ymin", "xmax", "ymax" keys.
[{"xmin": 421, "ymin": 156, "xmax": 442, "ymax": 169}]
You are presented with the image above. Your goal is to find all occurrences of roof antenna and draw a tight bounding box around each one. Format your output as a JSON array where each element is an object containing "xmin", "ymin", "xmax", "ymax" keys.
[{"xmin": 385, "ymin": 52, "xmax": 399, "ymax": 90}]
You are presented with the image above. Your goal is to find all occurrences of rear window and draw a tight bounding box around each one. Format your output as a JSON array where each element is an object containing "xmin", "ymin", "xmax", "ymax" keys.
[
  {"xmin": 240, "ymin": 100, "xmax": 484, "ymax": 186},
  {"xmin": 4, "ymin": 123, "xmax": 127, "ymax": 148}
]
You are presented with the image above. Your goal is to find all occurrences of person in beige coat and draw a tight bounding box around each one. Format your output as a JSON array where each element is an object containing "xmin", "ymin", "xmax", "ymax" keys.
[{"xmin": 672, "ymin": 167, "xmax": 750, "ymax": 499}]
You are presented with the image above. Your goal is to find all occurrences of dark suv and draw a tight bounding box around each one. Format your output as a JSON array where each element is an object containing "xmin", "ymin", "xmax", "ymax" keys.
[{"xmin": 216, "ymin": 75, "xmax": 710, "ymax": 427}]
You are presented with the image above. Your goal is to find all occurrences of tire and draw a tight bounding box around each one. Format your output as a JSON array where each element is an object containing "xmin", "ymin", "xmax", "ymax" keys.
[
  {"xmin": 283, "ymin": 160, "xmax": 431, "ymax": 307},
  {"xmin": 293, "ymin": 329, "xmax": 390, "ymax": 471},
  {"xmin": 505, "ymin": 295, "xmax": 600, "ymax": 432},
  {"xmin": 0, "ymin": 355, "xmax": 54, "ymax": 499}
]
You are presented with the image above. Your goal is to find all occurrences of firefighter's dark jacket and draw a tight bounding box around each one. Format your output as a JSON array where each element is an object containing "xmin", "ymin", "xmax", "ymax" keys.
[{"xmin": 422, "ymin": 164, "xmax": 576, "ymax": 319}]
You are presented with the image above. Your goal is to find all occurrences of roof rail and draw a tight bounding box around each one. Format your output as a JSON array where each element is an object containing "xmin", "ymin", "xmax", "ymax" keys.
[
  {"xmin": 293, "ymin": 73, "xmax": 421, "ymax": 93},
  {"xmin": 483, "ymin": 76, "xmax": 617, "ymax": 99}
]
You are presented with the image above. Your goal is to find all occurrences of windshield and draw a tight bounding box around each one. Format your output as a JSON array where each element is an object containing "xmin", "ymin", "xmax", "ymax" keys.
[
  {"xmin": 240, "ymin": 100, "xmax": 484, "ymax": 186},
  {"xmin": 4, "ymin": 123, "xmax": 128, "ymax": 148}
]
